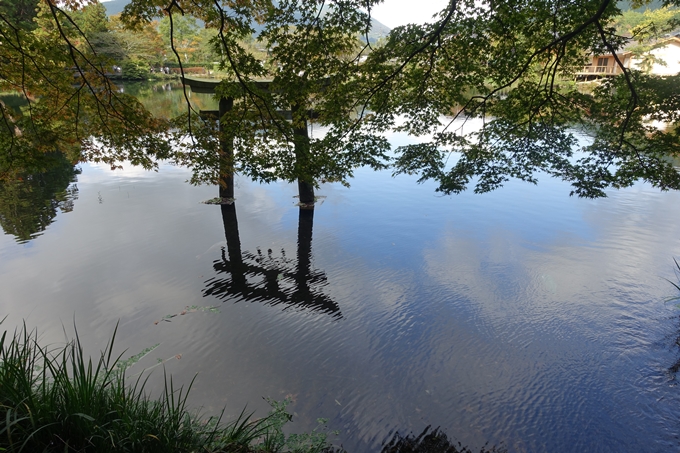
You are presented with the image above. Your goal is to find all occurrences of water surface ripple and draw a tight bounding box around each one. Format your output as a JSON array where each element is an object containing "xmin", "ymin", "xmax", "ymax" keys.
[{"xmin": 1, "ymin": 161, "xmax": 680, "ymax": 452}]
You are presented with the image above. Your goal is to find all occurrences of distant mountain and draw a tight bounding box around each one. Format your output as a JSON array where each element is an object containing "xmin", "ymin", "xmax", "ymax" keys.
[
  {"xmin": 366, "ymin": 18, "xmax": 390, "ymax": 42},
  {"xmin": 104, "ymin": 0, "xmax": 668, "ymax": 22},
  {"xmin": 102, "ymin": 0, "xmax": 127, "ymax": 16},
  {"xmin": 101, "ymin": 0, "xmax": 391, "ymax": 41},
  {"xmin": 619, "ymin": 0, "xmax": 665, "ymax": 10}
]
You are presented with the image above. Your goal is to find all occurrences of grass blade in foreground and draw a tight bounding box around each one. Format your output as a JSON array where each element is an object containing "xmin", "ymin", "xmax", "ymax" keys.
[{"xmin": 0, "ymin": 323, "xmax": 335, "ymax": 453}]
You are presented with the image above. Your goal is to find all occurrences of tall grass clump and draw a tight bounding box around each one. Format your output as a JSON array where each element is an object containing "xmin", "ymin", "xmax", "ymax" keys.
[{"xmin": 0, "ymin": 323, "xmax": 335, "ymax": 453}]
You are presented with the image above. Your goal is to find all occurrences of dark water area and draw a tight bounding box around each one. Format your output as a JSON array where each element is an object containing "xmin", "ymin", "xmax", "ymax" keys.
[
  {"xmin": 2, "ymin": 157, "xmax": 680, "ymax": 452},
  {"xmin": 119, "ymin": 80, "xmax": 217, "ymax": 118},
  {"xmin": 1, "ymin": 101, "xmax": 680, "ymax": 451}
]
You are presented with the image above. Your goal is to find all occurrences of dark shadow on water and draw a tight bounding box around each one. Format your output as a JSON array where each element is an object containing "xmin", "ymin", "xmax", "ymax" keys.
[
  {"xmin": 378, "ymin": 427, "xmax": 506, "ymax": 453},
  {"xmin": 0, "ymin": 154, "xmax": 80, "ymax": 243},
  {"xmin": 202, "ymin": 204, "xmax": 341, "ymax": 318},
  {"xmin": 323, "ymin": 426, "xmax": 506, "ymax": 453},
  {"xmin": 667, "ymin": 312, "xmax": 680, "ymax": 377},
  {"xmin": 665, "ymin": 260, "xmax": 680, "ymax": 377}
]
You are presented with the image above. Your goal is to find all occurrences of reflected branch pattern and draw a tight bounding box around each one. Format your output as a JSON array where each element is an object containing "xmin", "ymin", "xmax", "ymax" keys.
[
  {"xmin": 0, "ymin": 155, "xmax": 80, "ymax": 243},
  {"xmin": 202, "ymin": 204, "xmax": 341, "ymax": 318},
  {"xmin": 323, "ymin": 426, "xmax": 507, "ymax": 453},
  {"xmin": 380, "ymin": 426, "xmax": 506, "ymax": 453}
]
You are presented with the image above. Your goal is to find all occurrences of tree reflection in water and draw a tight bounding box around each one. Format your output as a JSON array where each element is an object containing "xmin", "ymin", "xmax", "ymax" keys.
[
  {"xmin": 666, "ymin": 260, "xmax": 680, "ymax": 377},
  {"xmin": 322, "ymin": 427, "xmax": 506, "ymax": 453},
  {"xmin": 0, "ymin": 155, "xmax": 80, "ymax": 243},
  {"xmin": 202, "ymin": 204, "xmax": 341, "ymax": 318},
  {"xmin": 378, "ymin": 427, "xmax": 506, "ymax": 453}
]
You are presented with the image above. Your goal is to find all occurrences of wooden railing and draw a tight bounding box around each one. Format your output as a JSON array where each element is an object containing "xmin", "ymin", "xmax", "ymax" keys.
[{"xmin": 576, "ymin": 65, "xmax": 620, "ymax": 75}]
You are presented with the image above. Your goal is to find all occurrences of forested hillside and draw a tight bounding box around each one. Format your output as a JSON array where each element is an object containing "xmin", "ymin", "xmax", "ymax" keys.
[{"xmin": 101, "ymin": 0, "xmax": 392, "ymax": 42}]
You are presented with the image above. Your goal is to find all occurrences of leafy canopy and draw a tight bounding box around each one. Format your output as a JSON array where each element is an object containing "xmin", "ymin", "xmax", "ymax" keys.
[
  {"xmin": 0, "ymin": 0, "xmax": 170, "ymax": 180},
  {"xmin": 1, "ymin": 0, "xmax": 680, "ymax": 197}
]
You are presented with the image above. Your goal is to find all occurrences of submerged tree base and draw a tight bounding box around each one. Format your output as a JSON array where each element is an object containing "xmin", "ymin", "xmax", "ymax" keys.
[
  {"xmin": 295, "ymin": 195, "xmax": 326, "ymax": 209},
  {"xmin": 203, "ymin": 197, "xmax": 236, "ymax": 205}
]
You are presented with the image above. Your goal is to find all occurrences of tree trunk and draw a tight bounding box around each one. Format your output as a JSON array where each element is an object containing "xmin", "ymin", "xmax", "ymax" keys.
[
  {"xmin": 218, "ymin": 96, "xmax": 234, "ymax": 200},
  {"xmin": 291, "ymin": 103, "xmax": 315, "ymax": 204}
]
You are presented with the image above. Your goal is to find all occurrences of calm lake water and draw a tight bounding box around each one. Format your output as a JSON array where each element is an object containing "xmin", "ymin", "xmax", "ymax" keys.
[{"xmin": 2, "ymin": 83, "xmax": 680, "ymax": 452}]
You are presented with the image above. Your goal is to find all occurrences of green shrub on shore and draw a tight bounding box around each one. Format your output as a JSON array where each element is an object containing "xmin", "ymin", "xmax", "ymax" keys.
[
  {"xmin": 120, "ymin": 60, "xmax": 151, "ymax": 81},
  {"xmin": 0, "ymin": 323, "xmax": 334, "ymax": 453}
]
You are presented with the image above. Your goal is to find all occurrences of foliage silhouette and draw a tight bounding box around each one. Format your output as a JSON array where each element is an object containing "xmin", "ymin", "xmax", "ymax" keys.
[
  {"xmin": 0, "ymin": 154, "xmax": 80, "ymax": 243},
  {"xmin": 380, "ymin": 426, "xmax": 506, "ymax": 453}
]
